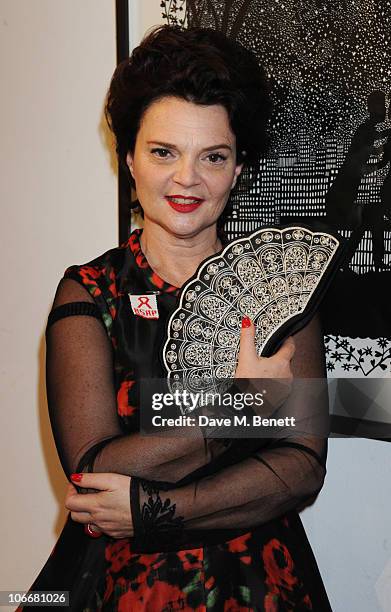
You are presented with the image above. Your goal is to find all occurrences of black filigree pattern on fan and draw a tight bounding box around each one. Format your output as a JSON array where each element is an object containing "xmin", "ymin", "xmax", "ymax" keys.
[{"xmin": 163, "ymin": 226, "xmax": 340, "ymax": 404}]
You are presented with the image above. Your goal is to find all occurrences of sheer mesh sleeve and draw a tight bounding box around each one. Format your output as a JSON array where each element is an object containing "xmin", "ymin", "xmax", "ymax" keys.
[
  {"xmin": 129, "ymin": 314, "xmax": 329, "ymax": 549},
  {"xmin": 46, "ymin": 278, "xmax": 241, "ymax": 480}
]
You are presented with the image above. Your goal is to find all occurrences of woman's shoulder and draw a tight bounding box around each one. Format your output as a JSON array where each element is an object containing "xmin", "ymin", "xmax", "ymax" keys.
[{"xmin": 60, "ymin": 239, "xmax": 133, "ymax": 319}]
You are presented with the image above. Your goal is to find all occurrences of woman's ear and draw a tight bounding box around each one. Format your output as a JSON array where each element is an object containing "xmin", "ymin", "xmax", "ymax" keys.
[
  {"xmin": 231, "ymin": 150, "xmax": 246, "ymax": 189},
  {"xmin": 231, "ymin": 162, "xmax": 244, "ymax": 189},
  {"xmin": 126, "ymin": 152, "xmax": 134, "ymax": 178}
]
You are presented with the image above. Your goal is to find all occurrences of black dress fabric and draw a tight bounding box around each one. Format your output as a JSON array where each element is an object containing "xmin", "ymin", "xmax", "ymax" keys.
[{"xmin": 22, "ymin": 229, "xmax": 332, "ymax": 611}]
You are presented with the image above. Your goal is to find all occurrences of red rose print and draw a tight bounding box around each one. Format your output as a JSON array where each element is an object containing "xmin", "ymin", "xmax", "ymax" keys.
[
  {"xmin": 224, "ymin": 597, "xmax": 250, "ymax": 611},
  {"xmin": 119, "ymin": 579, "xmax": 189, "ymax": 611},
  {"xmin": 103, "ymin": 572, "xmax": 114, "ymax": 603},
  {"xmin": 263, "ymin": 538, "xmax": 297, "ymax": 591},
  {"xmin": 177, "ymin": 549, "xmax": 203, "ymax": 573},
  {"xmin": 264, "ymin": 592, "xmax": 279, "ymax": 612},
  {"xmin": 132, "ymin": 552, "xmax": 162, "ymax": 586},
  {"xmin": 205, "ymin": 575, "xmax": 215, "ymax": 590},
  {"xmin": 78, "ymin": 267, "xmax": 102, "ymax": 296},
  {"xmin": 227, "ymin": 532, "xmax": 251, "ymax": 554},
  {"xmin": 108, "ymin": 268, "xmax": 118, "ymax": 297},
  {"xmin": 117, "ymin": 379, "xmax": 137, "ymax": 416},
  {"xmin": 105, "ymin": 540, "xmax": 132, "ymax": 574}
]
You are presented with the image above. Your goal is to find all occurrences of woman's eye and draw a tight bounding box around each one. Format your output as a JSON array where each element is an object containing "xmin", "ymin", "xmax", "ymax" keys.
[
  {"xmin": 206, "ymin": 153, "xmax": 226, "ymax": 164},
  {"xmin": 151, "ymin": 148, "xmax": 171, "ymax": 158}
]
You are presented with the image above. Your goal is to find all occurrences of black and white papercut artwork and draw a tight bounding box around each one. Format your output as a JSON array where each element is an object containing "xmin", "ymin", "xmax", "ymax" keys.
[{"xmin": 158, "ymin": 1, "xmax": 391, "ymax": 437}]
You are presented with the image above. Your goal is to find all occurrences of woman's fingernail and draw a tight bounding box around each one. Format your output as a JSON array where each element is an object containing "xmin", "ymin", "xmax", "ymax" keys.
[
  {"xmin": 241, "ymin": 317, "xmax": 251, "ymax": 328},
  {"xmin": 70, "ymin": 473, "xmax": 83, "ymax": 482}
]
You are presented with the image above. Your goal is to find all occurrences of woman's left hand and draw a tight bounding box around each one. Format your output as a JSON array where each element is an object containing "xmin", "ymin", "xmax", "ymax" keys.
[{"xmin": 65, "ymin": 473, "xmax": 133, "ymax": 539}]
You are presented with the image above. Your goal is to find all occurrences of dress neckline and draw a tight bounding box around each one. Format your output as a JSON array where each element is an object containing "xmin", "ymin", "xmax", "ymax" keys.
[{"xmin": 127, "ymin": 228, "xmax": 180, "ymax": 296}]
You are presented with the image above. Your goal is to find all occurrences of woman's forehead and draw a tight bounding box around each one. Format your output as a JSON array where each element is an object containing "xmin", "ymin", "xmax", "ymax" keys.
[{"xmin": 137, "ymin": 96, "xmax": 235, "ymax": 146}]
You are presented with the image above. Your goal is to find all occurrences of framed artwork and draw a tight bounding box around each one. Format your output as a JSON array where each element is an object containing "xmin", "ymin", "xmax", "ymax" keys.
[
  {"xmin": 115, "ymin": 0, "xmax": 133, "ymax": 245},
  {"xmin": 116, "ymin": 0, "xmax": 391, "ymax": 439}
]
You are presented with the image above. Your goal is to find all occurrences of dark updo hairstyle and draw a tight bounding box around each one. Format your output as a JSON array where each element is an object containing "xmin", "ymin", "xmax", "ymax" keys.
[{"xmin": 105, "ymin": 25, "xmax": 271, "ymax": 230}]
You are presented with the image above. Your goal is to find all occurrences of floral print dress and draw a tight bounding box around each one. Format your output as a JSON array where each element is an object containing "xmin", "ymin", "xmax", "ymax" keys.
[{"xmin": 21, "ymin": 229, "xmax": 332, "ymax": 611}]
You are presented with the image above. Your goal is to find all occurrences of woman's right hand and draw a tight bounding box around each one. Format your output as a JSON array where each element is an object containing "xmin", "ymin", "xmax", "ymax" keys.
[
  {"xmin": 234, "ymin": 317, "xmax": 296, "ymax": 412},
  {"xmin": 66, "ymin": 473, "xmax": 133, "ymax": 539}
]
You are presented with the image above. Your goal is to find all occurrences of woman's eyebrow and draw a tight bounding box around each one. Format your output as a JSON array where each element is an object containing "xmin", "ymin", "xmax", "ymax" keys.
[
  {"xmin": 147, "ymin": 141, "xmax": 178, "ymax": 149},
  {"xmin": 147, "ymin": 140, "xmax": 233, "ymax": 152},
  {"xmin": 202, "ymin": 143, "xmax": 233, "ymax": 152}
]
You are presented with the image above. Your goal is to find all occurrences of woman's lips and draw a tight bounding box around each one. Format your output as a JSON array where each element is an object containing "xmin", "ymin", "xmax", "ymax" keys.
[{"xmin": 165, "ymin": 195, "xmax": 204, "ymax": 213}]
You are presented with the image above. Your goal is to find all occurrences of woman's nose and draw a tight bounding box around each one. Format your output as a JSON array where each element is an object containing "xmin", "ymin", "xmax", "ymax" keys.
[{"xmin": 172, "ymin": 158, "xmax": 201, "ymax": 186}]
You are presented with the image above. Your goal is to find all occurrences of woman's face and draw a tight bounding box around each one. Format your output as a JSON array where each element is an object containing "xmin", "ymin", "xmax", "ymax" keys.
[{"xmin": 127, "ymin": 96, "xmax": 243, "ymax": 239}]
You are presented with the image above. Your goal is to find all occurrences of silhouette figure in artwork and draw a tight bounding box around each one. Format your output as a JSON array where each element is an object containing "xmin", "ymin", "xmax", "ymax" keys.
[
  {"xmin": 364, "ymin": 132, "xmax": 391, "ymax": 271},
  {"xmin": 326, "ymin": 90, "xmax": 391, "ymax": 270},
  {"xmin": 379, "ymin": 135, "xmax": 391, "ymax": 223}
]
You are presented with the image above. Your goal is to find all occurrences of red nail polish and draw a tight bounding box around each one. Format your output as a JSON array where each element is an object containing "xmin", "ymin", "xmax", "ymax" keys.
[
  {"xmin": 241, "ymin": 317, "xmax": 251, "ymax": 328},
  {"xmin": 70, "ymin": 473, "xmax": 83, "ymax": 482}
]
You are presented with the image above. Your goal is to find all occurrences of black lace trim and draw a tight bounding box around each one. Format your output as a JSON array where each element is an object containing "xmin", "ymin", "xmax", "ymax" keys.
[
  {"xmin": 141, "ymin": 480, "xmax": 184, "ymax": 532},
  {"xmin": 130, "ymin": 478, "xmax": 184, "ymax": 547}
]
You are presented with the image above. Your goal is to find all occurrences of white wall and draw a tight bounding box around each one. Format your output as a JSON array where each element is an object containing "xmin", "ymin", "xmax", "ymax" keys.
[
  {"xmin": 302, "ymin": 438, "xmax": 391, "ymax": 612},
  {"xmin": 128, "ymin": 0, "xmax": 165, "ymax": 48},
  {"xmin": 0, "ymin": 0, "xmax": 117, "ymax": 607}
]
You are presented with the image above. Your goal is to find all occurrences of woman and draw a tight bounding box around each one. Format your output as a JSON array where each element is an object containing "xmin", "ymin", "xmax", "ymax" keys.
[{"xmin": 26, "ymin": 25, "xmax": 331, "ymax": 611}]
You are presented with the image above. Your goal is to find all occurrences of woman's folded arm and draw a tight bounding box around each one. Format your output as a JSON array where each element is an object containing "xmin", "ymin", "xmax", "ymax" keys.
[
  {"xmin": 48, "ymin": 277, "xmax": 329, "ymax": 545},
  {"xmin": 46, "ymin": 278, "xmax": 234, "ymax": 480},
  {"xmin": 130, "ymin": 434, "xmax": 327, "ymax": 546}
]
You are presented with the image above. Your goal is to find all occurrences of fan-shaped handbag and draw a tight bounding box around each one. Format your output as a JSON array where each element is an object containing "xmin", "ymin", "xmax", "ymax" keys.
[{"xmin": 162, "ymin": 224, "xmax": 346, "ymax": 409}]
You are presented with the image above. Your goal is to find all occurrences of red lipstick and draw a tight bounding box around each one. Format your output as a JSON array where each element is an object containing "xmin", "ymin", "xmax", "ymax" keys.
[{"xmin": 165, "ymin": 195, "xmax": 204, "ymax": 213}]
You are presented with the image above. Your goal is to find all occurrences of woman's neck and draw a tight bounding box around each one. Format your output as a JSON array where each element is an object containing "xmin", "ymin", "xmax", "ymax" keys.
[{"xmin": 139, "ymin": 223, "xmax": 222, "ymax": 288}]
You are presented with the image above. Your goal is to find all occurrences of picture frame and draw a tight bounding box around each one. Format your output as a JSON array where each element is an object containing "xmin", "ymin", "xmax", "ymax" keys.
[{"xmin": 115, "ymin": 0, "xmax": 391, "ymax": 441}]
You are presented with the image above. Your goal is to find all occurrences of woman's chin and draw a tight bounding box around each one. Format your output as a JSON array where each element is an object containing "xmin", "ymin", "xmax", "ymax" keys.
[{"xmin": 150, "ymin": 215, "xmax": 217, "ymax": 239}]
